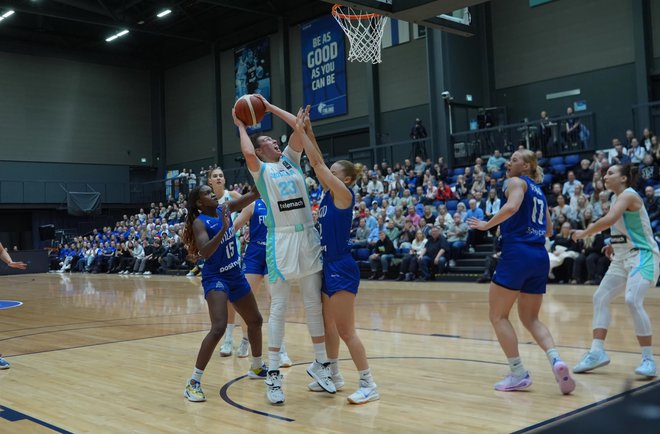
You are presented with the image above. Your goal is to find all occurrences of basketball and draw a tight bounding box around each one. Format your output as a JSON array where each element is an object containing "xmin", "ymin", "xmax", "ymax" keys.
[{"xmin": 234, "ymin": 94, "xmax": 266, "ymax": 126}]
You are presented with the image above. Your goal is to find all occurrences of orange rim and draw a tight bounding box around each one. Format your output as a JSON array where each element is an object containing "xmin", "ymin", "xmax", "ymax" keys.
[{"xmin": 332, "ymin": 4, "xmax": 380, "ymax": 20}]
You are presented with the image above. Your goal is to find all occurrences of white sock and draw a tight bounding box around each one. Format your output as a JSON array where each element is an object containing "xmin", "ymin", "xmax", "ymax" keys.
[
  {"xmin": 191, "ymin": 367, "xmax": 204, "ymax": 383},
  {"xmin": 641, "ymin": 346, "xmax": 654, "ymax": 360},
  {"xmin": 251, "ymin": 356, "xmax": 263, "ymax": 370},
  {"xmin": 546, "ymin": 348, "xmax": 561, "ymax": 367},
  {"xmin": 327, "ymin": 358, "xmax": 339, "ymax": 375},
  {"xmin": 313, "ymin": 342, "xmax": 327, "ymax": 364},
  {"xmin": 268, "ymin": 350, "xmax": 280, "ymax": 372},
  {"xmin": 225, "ymin": 324, "xmax": 235, "ymax": 341},
  {"xmin": 590, "ymin": 339, "xmax": 605, "ymax": 353},
  {"xmin": 280, "ymin": 342, "xmax": 287, "ymax": 354},
  {"xmin": 508, "ymin": 357, "xmax": 526, "ymax": 377},
  {"xmin": 359, "ymin": 368, "xmax": 375, "ymax": 386}
]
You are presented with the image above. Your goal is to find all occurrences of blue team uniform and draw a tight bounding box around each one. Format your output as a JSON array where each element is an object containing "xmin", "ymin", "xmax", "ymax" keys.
[
  {"xmin": 319, "ymin": 189, "xmax": 360, "ymax": 296},
  {"xmin": 198, "ymin": 206, "xmax": 251, "ymax": 301},
  {"xmin": 492, "ymin": 176, "xmax": 549, "ymax": 294},
  {"xmin": 242, "ymin": 199, "xmax": 269, "ymax": 276}
]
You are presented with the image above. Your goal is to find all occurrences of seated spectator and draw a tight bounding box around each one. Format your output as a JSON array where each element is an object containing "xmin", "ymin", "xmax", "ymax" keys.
[
  {"xmin": 485, "ymin": 188, "xmax": 501, "ymax": 220},
  {"xmin": 609, "ymin": 141, "xmax": 631, "ymax": 165},
  {"xmin": 487, "ymin": 150, "xmax": 506, "ymax": 173},
  {"xmin": 405, "ymin": 206, "xmax": 421, "ymax": 228},
  {"xmin": 384, "ymin": 219, "xmax": 400, "ymax": 247},
  {"xmin": 368, "ymin": 216, "xmax": 386, "ymax": 246},
  {"xmin": 422, "ymin": 205, "xmax": 437, "ymax": 224},
  {"xmin": 434, "ymin": 205, "xmax": 452, "ymax": 231},
  {"xmin": 551, "ymin": 194, "xmax": 575, "ymax": 225},
  {"xmin": 456, "ymin": 202, "xmax": 468, "ymax": 222},
  {"xmin": 562, "ymin": 171, "xmax": 582, "ymax": 198},
  {"xmin": 573, "ymin": 195, "xmax": 594, "ymax": 223},
  {"xmin": 391, "ymin": 207, "xmax": 405, "ymax": 229},
  {"xmin": 369, "ymin": 200, "xmax": 382, "ymax": 218},
  {"xmin": 117, "ymin": 241, "xmax": 136, "ymax": 274},
  {"xmin": 423, "ymin": 180, "xmax": 437, "ymax": 205},
  {"xmin": 397, "ymin": 220, "xmax": 416, "ymax": 250},
  {"xmin": 592, "ymin": 190, "xmax": 611, "ymax": 221},
  {"xmin": 465, "ymin": 199, "xmax": 486, "ymax": 253},
  {"xmin": 628, "ymin": 138, "xmax": 646, "ymax": 164},
  {"xmin": 473, "ymin": 190, "xmax": 487, "ymax": 211},
  {"xmin": 351, "ymin": 218, "xmax": 370, "ymax": 248},
  {"xmin": 548, "ymin": 222, "xmax": 581, "ymax": 282},
  {"xmin": 574, "ymin": 159, "xmax": 594, "ymax": 186},
  {"xmin": 159, "ymin": 239, "xmax": 185, "ymax": 273},
  {"xmin": 368, "ymin": 231, "xmax": 396, "ymax": 280},
  {"xmin": 435, "ymin": 180, "xmax": 454, "ymax": 202},
  {"xmin": 132, "ymin": 240, "xmax": 150, "ymax": 274},
  {"xmin": 445, "ymin": 213, "xmax": 468, "ymax": 267},
  {"xmin": 638, "ymin": 154, "xmax": 658, "ymax": 189},
  {"xmin": 546, "ymin": 183, "xmax": 563, "ymax": 208},
  {"xmin": 643, "ymin": 186, "xmax": 660, "ymax": 222},
  {"xmin": 452, "ymin": 175, "xmax": 469, "ymax": 200},
  {"xmin": 381, "ymin": 198, "xmax": 395, "ymax": 218},
  {"xmin": 571, "ymin": 230, "xmax": 610, "ymax": 285},
  {"xmin": 418, "ymin": 226, "xmax": 449, "ymax": 281},
  {"xmin": 396, "ymin": 230, "xmax": 427, "ymax": 281},
  {"xmin": 577, "ymin": 207, "xmax": 596, "ymax": 230},
  {"xmin": 470, "ymin": 172, "xmax": 486, "ymax": 197}
]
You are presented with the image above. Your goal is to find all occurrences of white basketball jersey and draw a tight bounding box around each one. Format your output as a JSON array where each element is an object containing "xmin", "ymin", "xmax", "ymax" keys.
[
  {"xmin": 610, "ymin": 188, "xmax": 660, "ymax": 257},
  {"xmin": 250, "ymin": 147, "xmax": 313, "ymax": 230}
]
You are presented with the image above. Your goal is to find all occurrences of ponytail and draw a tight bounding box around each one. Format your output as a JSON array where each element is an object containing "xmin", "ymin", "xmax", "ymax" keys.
[
  {"xmin": 182, "ymin": 187, "xmax": 203, "ymax": 257},
  {"xmin": 617, "ymin": 164, "xmax": 639, "ymax": 188},
  {"xmin": 518, "ymin": 149, "xmax": 543, "ymax": 184}
]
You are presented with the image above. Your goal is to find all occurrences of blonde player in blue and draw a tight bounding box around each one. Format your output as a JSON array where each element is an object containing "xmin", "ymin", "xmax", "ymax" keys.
[
  {"xmin": 295, "ymin": 107, "xmax": 379, "ymax": 404},
  {"xmin": 468, "ymin": 150, "xmax": 575, "ymax": 395},
  {"xmin": 234, "ymin": 96, "xmax": 334, "ymax": 405},
  {"xmin": 572, "ymin": 164, "xmax": 659, "ymax": 377}
]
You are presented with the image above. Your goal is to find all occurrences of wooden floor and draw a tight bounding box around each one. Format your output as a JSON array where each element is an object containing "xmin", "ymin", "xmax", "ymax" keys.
[{"xmin": 0, "ymin": 273, "xmax": 658, "ymax": 434}]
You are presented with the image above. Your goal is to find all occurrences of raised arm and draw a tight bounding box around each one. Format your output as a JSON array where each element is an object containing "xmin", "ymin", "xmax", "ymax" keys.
[
  {"xmin": 233, "ymin": 202, "xmax": 255, "ymax": 232},
  {"xmin": 255, "ymin": 94, "xmax": 296, "ymax": 130},
  {"xmin": 294, "ymin": 108, "xmax": 352, "ymax": 209},
  {"xmin": 193, "ymin": 206, "xmax": 230, "ymax": 259},
  {"xmin": 233, "ymin": 109, "xmax": 261, "ymax": 173},
  {"xmin": 227, "ymin": 186, "xmax": 260, "ymax": 214}
]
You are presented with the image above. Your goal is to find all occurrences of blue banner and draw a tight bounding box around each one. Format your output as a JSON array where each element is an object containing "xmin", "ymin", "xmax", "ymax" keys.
[
  {"xmin": 301, "ymin": 16, "xmax": 347, "ymax": 121},
  {"xmin": 235, "ymin": 37, "xmax": 271, "ymax": 133}
]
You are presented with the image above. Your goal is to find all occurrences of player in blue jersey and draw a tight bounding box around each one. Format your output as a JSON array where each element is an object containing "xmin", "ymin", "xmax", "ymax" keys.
[
  {"xmin": 233, "ymin": 198, "xmax": 293, "ymax": 366},
  {"xmin": 572, "ymin": 164, "xmax": 659, "ymax": 377},
  {"xmin": 295, "ymin": 107, "xmax": 380, "ymax": 404},
  {"xmin": 468, "ymin": 150, "xmax": 575, "ymax": 395},
  {"xmin": 181, "ymin": 185, "xmax": 266, "ymax": 402}
]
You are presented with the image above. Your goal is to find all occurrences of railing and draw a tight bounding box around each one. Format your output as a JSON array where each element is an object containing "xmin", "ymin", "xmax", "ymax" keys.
[
  {"xmin": 449, "ymin": 112, "xmax": 597, "ymax": 167},
  {"xmin": 0, "ymin": 179, "xmax": 130, "ymax": 204},
  {"xmin": 348, "ymin": 137, "xmax": 434, "ymax": 169},
  {"xmin": 632, "ymin": 100, "xmax": 660, "ymax": 139}
]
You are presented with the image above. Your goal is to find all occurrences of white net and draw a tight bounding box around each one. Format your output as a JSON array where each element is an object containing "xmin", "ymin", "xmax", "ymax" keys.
[{"xmin": 332, "ymin": 4, "xmax": 388, "ymax": 64}]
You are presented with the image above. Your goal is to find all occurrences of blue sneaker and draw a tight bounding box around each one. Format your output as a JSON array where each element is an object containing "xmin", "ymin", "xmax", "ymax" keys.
[
  {"xmin": 247, "ymin": 363, "xmax": 268, "ymax": 379},
  {"xmin": 573, "ymin": 350, "xmax": 610, "ymax": 373},
  {"xmin": 0, "ymin": 357, "xmax": 10, "ymax": 369}
]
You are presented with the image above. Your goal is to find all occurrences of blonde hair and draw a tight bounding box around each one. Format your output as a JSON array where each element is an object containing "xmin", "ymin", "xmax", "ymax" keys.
[
  {"xmin": 517, "ymin": 149, "xmax": 544, "ymax": 183},
  {"xmin": 334, "ymin": 160, "xmax": 364, "ymax": 186}
]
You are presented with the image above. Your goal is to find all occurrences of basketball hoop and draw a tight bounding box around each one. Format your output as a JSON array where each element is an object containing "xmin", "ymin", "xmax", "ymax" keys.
[{"xmin": 332, "ymin": 4, "xmax": 388, "ymax": 64}]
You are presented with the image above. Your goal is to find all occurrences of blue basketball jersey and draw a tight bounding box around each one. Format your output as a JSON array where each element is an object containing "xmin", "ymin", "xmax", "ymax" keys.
[
  {"xmin": 197, "ymin": 206, "xmax": 240, "ymax": 276},
  {"xmin": 249, "ymin": 199, "xmax": 268, "ymax": 244},
  {"xmin": 500, "ymin": 176, "xmax": 546, "ymax": 245},
  {"xmin": 318, "ymin": 188, "xmax": 354, "ymax": 261}
]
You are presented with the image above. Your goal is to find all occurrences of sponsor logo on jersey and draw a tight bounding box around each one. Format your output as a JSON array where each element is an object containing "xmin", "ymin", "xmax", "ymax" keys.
[
  {"xmin": 610, "ymin": 234, "xmax": 628, "ymax": 244},
  {"xmin": 277, "ymin": 197, "xmax": 305, "ymax": 212}
]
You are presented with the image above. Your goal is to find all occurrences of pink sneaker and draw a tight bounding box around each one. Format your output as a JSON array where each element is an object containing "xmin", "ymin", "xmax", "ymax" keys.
[
  {"xmin": 552, "ymin": 361, "xmax": 576, "ymax": 395},
  {"xmin": 494, "ymin": 372, "xmax": 532, "ymax": 391}
]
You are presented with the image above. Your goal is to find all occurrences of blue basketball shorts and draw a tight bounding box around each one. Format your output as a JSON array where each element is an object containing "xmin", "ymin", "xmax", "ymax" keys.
[
  {"xmin": 492, "ymin": 242, "xmax": 549, "ymax": 295},
  {"xmin": 243, "ymin": 242, "xmax": 268, "ymax": 276},
  {"xmin": 201, "ymin": 267, "xmax": 252, "ymax": 302},
  {"xmin": 322, "ymin": 255, "xmax": 360, "ymax": 297}
]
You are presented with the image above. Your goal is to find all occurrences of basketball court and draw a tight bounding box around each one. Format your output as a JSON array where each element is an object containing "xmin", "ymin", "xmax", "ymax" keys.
[{"xmin": 0, "ymin": 273, "xmax": 658, "ymax": 433}]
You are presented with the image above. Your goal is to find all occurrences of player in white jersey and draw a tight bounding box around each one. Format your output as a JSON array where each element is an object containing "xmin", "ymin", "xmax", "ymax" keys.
[
  {"xmin": 572, "ymin": 164, "xmax": 660, "ymax": 377},
  {"xmin": 234, "ymin": 96, "xmax": 334, "ymax": 405},
  {"xmin": 205, "ymin": 167, "xmax": 246, "ymax": 357}
]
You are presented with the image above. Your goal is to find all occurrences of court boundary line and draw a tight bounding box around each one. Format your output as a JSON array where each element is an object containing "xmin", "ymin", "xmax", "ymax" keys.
[
  {"xmin": 510, "ymin": 379, "xmax": 660, "ymax": 434},
  {"xmin": 219, "ymin": 357, "xmax": 508, "ymax": 422},
  {"xmin": 0, "ymin": 405, "xmax": 73, "ymax": 434}
]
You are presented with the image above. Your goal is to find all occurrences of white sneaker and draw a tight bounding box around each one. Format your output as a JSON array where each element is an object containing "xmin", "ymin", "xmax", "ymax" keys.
[
  {"xmin": 309, "ymin": 373, "xmax": 344, "ymax": 392},
  {"xmin": 634, "ymin": 358, "xmax": 657, "ymax": 377},
  {"xmin": 449, "ymin": 259, "xmax": 456, "ymax": 267},
  {"xmin": 219, "ymin": 340, "xmax": 233, "ymax": 357},
  {"xmin": 186, "ymin": 271, "xmax": 195, "ymax": 277},
  {"xmin": 265, "ymin": 371, "xmax": 285, "ymax": 405},
  {"xmin": 143, "ymin": 271, "xmax": 151, "ymax": 275},
  {"xmin": 573, "ymin": 350, "xmax": 610, "ymax": 373},
  {"xmin": 279, "ymin": 351, "xmax": 292, "ymax": 368},
  {"xmin": 306, "ymin": 361, "xmax": 336, "ymax": 394},
  {"xmin": 347, "ymin": 380, "xmax": 380, "ymax": 404},
  {"xmin": 236, "ymin": 338, "xmax": 249, "ymax": 358},
  {"xmin": 468, "ymin": 246, "xmax": 475, "ymax": 253}
]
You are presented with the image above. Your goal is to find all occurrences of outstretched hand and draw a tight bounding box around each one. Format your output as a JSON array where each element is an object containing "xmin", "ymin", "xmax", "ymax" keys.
[
  {"xmin": 571, "ymin": 230, "xmax": 585, "ymax": 241},
  {"xmin": 295, "ymin": 107, "xmax": 306, "ymax": 131},
  {"xmin": 232, "ymin": 108, "xmax": 246, "ymax": 129},
  {"xmin": 8, "ymin": 261, "xmax": 27, "ymax": 270},
  {"xmin": 254, "ymin": 94, "xmax": 272, "ymax": 112},
  {"xmin": 467, "ymin": 217, "xmax": 488, "ymax": 231}
]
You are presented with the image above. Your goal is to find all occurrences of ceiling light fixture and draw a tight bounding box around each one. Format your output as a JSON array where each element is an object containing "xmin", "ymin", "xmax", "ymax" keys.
[
  {"xmin": 105, "ymin": 29, "xmax": 129, "ymax": 42},
  {"xmin": 156, "ymin": 9, "xmax": 172, "ymax": 18},
  {"xmin": 0, "ymin": 10, "xmax": 15, "ymax": 21}
]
